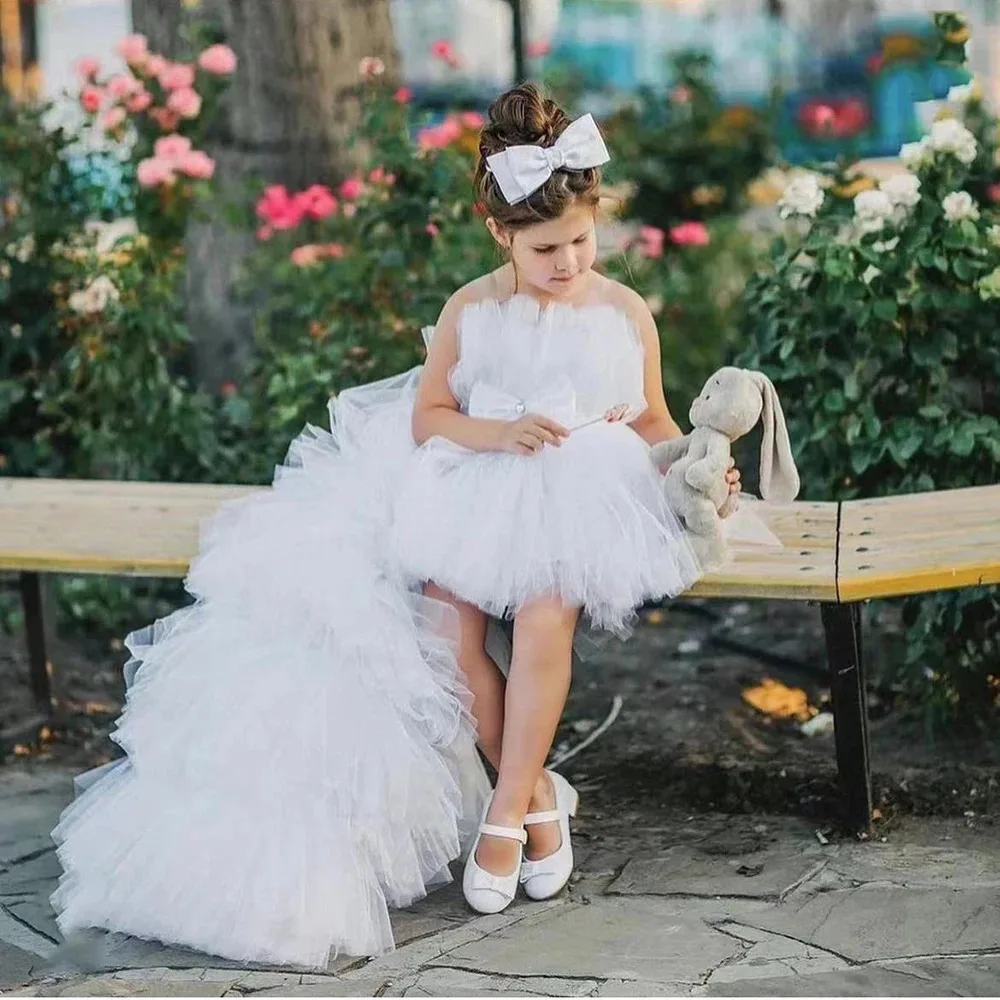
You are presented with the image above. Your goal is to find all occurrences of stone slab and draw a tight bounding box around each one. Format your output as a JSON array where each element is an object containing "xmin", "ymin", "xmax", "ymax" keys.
[
  {"xmin": 609, "ymin": 842, "xmax": 827, "ymax": 900},
  {"xmin": 255, "ymin": 977, "xmax": 395, "ymax": 997},
  {"xmin": 5, "ymin": 900, "xmax": 60, "ymax": 947},
  {"xmin": 0, "ymin": 940, "xmax": 37, "ymax": 990},
  {"xmin": 704, "ymin": 955, "xmax": 1000, "ymax": 996},
  {"xmin": 744, "ymin": 886, "xmax": 1000, "ymax": 962},
  {"xmin": 828, "ymin": 842, "xmax": 1000, "ymax": 889},
  {"xmin": 429, "ymin": 897, "xmax": 757, "ymax": 984},
  {"xmin": 592, "ymin": 981, "xmax": 697, "ymax": 996},
  {"xmin": 34, "ymin": 975, "xmax": 232, "ymax": 997},
  {"xmin": 391, "ymin": 966, "xmax": 599, "ymax": 997},
  {"xmin": 0, "ymin": 853, "xmax": 60, "ymax": 897}
]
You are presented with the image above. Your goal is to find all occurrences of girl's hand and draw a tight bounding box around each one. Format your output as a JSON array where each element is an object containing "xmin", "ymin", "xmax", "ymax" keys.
[
  {"xmin": 496, "ymin": 414, "xmax": 570, "ymax": 456},
  {"xmin": 604, "ymin": 404, "xmax": 631, "ymax": 423},
  {"xmin": 726, "ymin": 456, "xmax": 741, "ymax": 496}
]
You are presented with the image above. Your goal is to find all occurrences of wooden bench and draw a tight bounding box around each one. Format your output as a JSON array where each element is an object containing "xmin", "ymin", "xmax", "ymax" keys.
[{"xmin": 3, "ymin": 476, "xmax": 998, "ymax": 833}]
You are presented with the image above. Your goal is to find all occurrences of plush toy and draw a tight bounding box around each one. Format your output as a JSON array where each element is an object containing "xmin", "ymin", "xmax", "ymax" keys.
[{"xmin": 650, "ymin": 367, "xmax": 801, "ymax": 569}]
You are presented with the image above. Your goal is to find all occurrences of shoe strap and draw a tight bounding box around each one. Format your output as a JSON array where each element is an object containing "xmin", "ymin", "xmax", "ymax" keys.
[
  {"xmin": 480, "ymin": 822, "xmax": 527, "ymax": 844},
  {"xmin": 524, "ymin": 809, "xmax": 561, "ymax": 825}
]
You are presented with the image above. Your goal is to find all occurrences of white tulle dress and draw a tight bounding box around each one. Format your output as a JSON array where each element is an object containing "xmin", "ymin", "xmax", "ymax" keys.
[{"xmin": 50, "ymin": 294, "xmax": 702, "ymax": 969}]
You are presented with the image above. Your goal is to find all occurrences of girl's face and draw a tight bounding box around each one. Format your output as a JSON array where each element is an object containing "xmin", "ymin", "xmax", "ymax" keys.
[{"xmin": 489, "ymin": 201, "xmax": 598, "ymax": 300}]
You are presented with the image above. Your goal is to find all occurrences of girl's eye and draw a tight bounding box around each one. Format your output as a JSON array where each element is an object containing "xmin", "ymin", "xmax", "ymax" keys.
[{"xmin": 574, "ymin": 236, "xmax": 588, "ymax": 244}]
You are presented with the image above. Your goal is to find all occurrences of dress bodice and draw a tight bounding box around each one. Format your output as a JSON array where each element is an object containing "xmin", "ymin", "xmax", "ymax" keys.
[{"xmin": 423, "ymin": 295, "xmax": 647, "ymax": 428}]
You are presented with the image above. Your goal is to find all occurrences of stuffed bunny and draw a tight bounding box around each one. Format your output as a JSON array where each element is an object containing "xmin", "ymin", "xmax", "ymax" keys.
[{"xmin": 650, "ymin": 367, "xmax": 801, "ymax": 569}]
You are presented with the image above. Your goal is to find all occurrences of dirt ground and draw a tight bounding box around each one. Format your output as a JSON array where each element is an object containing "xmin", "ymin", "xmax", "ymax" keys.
[{"xmin": 2, "ymin": 586, "xmax": 998, "ymax": 830}]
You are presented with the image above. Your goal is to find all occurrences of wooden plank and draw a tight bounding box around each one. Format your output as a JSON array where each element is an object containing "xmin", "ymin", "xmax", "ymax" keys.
[
  {"xmin": 1, "ymin": 478, "xmax": 838, "ymax": 600},
  {"xmin": 839, "ymin": 484, "xmax": 1000, "ymax": 601},
  {"xmin": 688, "ymin": 500, "xmax": 839, "ymax": 602},
  {"xmin": 0, "ymin": 478, "xmax": 260, "ymax": 578}
]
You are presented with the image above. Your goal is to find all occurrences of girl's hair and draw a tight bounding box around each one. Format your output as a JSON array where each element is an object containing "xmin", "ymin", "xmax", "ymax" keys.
[{"xmin": 474, "ymin": 82, "xmax": 603, "ymax": 231}]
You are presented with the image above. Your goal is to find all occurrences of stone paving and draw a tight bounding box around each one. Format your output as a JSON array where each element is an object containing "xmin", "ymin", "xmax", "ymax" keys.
[{"xmin": 2, "ymin": 764, "xmax": 999, "ymax": 997}]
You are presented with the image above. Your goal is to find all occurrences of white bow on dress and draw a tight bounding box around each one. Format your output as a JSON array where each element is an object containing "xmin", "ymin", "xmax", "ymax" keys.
[{"xmin": 485, "ymin": 114, "xmax": 610, "ymax": 205}]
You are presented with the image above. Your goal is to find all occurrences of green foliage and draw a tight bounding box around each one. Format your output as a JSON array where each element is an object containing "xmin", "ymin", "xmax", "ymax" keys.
[
  {"xmin": 603, "ymin": 51, "xmax": 776, "ymax": 228},
  {"xmin": 738, "ymin": 109, "xmax": 999, "ymax": 731}
]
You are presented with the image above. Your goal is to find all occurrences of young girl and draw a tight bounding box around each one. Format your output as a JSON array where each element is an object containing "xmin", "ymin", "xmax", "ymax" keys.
[{"xmin": 50, "ymin": 83, "xmax": 739, "ymax": 969}]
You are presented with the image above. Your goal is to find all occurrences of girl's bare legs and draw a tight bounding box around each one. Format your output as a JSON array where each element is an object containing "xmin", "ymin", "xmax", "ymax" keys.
[
  {"xmin": 423, "ymin": 583, "xmax": 567, "ymax": 870},
  {"xmin": 476, "ymin": 594, "xmax": 580, "ymax": 874}
]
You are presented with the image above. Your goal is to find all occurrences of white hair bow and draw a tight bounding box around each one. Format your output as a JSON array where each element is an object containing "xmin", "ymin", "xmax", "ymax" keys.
[{"xmin": 485, "ymin": 113, "xmax": 610, "ymax": 205}]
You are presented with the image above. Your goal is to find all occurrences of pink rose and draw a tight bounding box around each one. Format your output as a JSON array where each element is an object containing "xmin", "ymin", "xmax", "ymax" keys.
[
  {"xmin": 323, "ymin": 243, "xmax": 346, "ymax": 259},
  {"xmin": 291, "ymin": 244, "xmax": 322, "ymax": 267},
  {"xmin": 526, "ymin": 40, "xmax": 552, "ymax": 58},
  {"xmin": 220, "ymin": 380, "xmax": 237, "ymax": 398},
  {"xmin": 257, "ymin": 224, "xmax": 274, "ymax": 242},
  {"xmin": 988, "ymin": 184, "xmax": 1000, "ymax": 203},
  {"xmin": 637, "ymin": 225, "xmax": 665, "ymax": 258},
  {"xmin": 149, "ymin": 107, "xmax": 182, "ymax": 132},
  {"xmin": 430, "ymin": 39, "xmax": 460, "ymax": 68},
  {"xmin": 178, "ymin": 150, "xmax": 216, "ymax": 180},
  {"xmin": 107, "ymin": 74, "xmax": 140, "ymax": 100},
  {"xmin": 459, "ymin": 111, "xmax": 484, "ymax": 129},
  {"xmin": 158, "ymin": 63, "xmax": 196, "ymax": 91},
  {"xmin": 357, "ymin": 56, "xmax": 385, "ymax": 79},
  {"xmin": 342, "ymin": 203, "xmax": 357, "ymax": 219},
  {"xmin": 143, "ymin": 54, "xmax": 168, "ymax": 79},
  {"xmin": 256, "ymin": 185, "xmax": 305, "ymax": 230},
  {"xmin": 668, "ymin": 221, "xmax": 710, "ymax": 246},
  {"xmin": 79, "ymin": 86, "xmax": 104, "ymax": 114},
  {"xmin": 338, "ymin": 176, "xmax": 365, "ymax": 201},
  {"xmin": 99, "ymin": 107, "xmax": 127, "ymax": 131},
  {"xmin": 670, "ymin": 85, "xmax": 693, "ymax": 104},
  {"xmin": 155, "ymin": 134, "xmax": 193, "ymax": 161},
  {"xmin": 417, "ymin": 117, "xmax": 462, "ymax": 150},
  {"xmin": 167, "ymin": 87, "xmax": 202, "ymax": 119},
  {"xmin": 116, "ymin": 34, "xmax": 149, "ymax": 66},
  {"xmin": 75, "ymin": 57, "xmax": 101, "ymax": 82},
  {"xmin": 298, "ymin": 184, "xmax": 338, "ymax": 220},
  {"xmin": 136, "ymin": 157, "xmax": 176, "ymax": 188},
  {"xmin": 126, "ymin": 91, "xmax": 153, "ymax": 113},
  {"xmin": 394, "ymin": 86, "xmax": 413, "ymax": 104},
  {"xmin": 368, "ymin": 167, "xmax": 395, "ymax": 186},
  {"xmin": 198, "ymin": 44, "xmax": 238, "ymax": 76},
  {"xmin": 425, "ymin": 222, "xmax": 440, "ymax": 237}
]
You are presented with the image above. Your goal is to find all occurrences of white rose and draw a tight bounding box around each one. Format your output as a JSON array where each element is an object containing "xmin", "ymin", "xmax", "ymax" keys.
[
  {"xmin": 928, "ymin": 118, "xmax": 977, "ymax": 165},
  {"xmin": 879, "ymin": 172, "xmax": 921, "ymax": 209},
  {"xmin": 947, "ymin": 82, "xmax": 974, "ymax": 104},
  {"xmin": 900, "ymin": 139, "xmax": 929, "ymax": 169},
  {"xmin": 942, "ymin": 190, "xmax": 980, "ymax": 223},
  {"xmin": 7, "ymin": 234, "xmax": 35, "ymax": 263},
  {"xmin": 68, "ymin": 275, "xmax": 121, "ymax": 314},
  {"xmin": 778, "ymin": 173, "xmax": 824, "ymax": 219},
  {"xmin": 854, "ymin": 188, "xmax": 894, "ymax": 234},
  {"xmin": 787, "ymin": 252, "xmax": 816, "ymax": 290},
  {"xmin": 862, "ymin": 264, "xmax": 882, "ymax": 285},
  {"xmin": 988, "ymin": 224, "xmax": 1000, "ymax": 247},
  {"xmin": 85, "ymin": 217, "xmax": 139, "ymax": 255},
  {"xmin": 872, "ymin": 236, "xmax": 900, "ymax": 253}
]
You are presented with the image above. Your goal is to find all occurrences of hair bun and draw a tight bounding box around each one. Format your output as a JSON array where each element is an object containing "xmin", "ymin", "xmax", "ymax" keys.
[
  {"xmin": 473, "ymin": 82, "xmax": 603, "ymax": 230},
  {"xmin": 482, "ymin": 82, "xmax": 569, "ymax": 152}
]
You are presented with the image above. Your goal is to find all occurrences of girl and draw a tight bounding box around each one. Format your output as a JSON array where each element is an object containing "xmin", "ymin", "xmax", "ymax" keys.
[{"xmin": 50, "ymin": 83, "xmax": 739, "ymax": 969}]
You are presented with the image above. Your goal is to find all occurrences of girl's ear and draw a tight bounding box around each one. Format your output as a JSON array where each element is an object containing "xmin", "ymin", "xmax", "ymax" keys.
[{"xmin": 485, "ymin": 216, "xmax": 510, "ymax": 249}]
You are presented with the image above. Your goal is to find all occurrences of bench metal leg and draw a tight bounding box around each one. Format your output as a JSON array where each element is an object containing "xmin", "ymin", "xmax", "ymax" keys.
[
  {"xmin": 19, "ymin": 572, "xmax": 57, "ymax": 716},
  {"xmin": 821, "ymin": 602, "xmax": 873, "ymax": 835}
]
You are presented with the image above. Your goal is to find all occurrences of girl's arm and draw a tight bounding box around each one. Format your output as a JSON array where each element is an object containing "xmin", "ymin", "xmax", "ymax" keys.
[
  {"xmin": 621, "ymin": 290, "xmax": 685, "ymax": 447},
  {"xmin": 411, "ymin": 288, "xmax": 508, "ymax": 451}
]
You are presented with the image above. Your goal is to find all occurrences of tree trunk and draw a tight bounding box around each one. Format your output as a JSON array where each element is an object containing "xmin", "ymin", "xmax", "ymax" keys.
[{"xmin": 130, "ymin": 0, "xmax": 399, "ymax": 387}]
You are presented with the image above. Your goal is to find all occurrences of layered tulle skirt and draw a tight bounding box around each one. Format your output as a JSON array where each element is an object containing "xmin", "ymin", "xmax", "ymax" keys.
[{"xmin": 50, "ymin": 362, "xmax": 700, "ymax": 968}]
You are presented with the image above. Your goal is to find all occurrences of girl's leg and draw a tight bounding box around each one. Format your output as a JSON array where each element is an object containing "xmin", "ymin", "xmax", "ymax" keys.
[
  {"xmin": 475, "ymin": 594, "xmax": 581, "ymax": 874},
  {"xmin": 423, "ymin": 582, "xmax": 569, "ymax": 868},
  {"xmin": 423, "ymin": 581, "xmax": 506, "ymax": 765}
]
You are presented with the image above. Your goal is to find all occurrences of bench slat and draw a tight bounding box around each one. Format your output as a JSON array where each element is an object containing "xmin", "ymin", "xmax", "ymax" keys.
[
  {"xmin": 838, "ymin": 485, "xmax": 1000, "ymax": 601},
  {"xmin": 0, "ymin": 478, "xmax": 838, "ymax": 601}
]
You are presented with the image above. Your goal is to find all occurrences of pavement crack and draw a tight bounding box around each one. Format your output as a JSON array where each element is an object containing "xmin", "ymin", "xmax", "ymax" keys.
[
  {"xmin": 5, "ymin": 845, "xmax": 56, "ymax": 868},
  {"xmin": 718, "ymin": 920, "xmax": 856, "ymax": 967},
  {"xmin": 0, "ymin": 899, "xmax": 61, "ymax": 946}
]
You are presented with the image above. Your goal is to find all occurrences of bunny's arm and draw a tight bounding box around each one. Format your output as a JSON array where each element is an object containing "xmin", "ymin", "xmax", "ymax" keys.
[
  {"xmin": 649, "ymin": 434, "xmax": 691, "ymax": 473},
  {"xmin": 684, "ymin": 432, "xmax": 731, "ymax": 505}
]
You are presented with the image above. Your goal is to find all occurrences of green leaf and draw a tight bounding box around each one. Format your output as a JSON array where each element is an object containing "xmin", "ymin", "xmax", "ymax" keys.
[{"xmin": 874, "ymin": 298, "xmax": 898, "ymax": 321}]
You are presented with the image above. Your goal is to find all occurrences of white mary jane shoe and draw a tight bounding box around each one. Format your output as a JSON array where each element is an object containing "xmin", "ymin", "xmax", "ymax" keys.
[
  {"xmin": 519, "ymin": 769, "xmax": 579, "ymax": 901},
  {"xmin": 463, "ymin": 820, "xmax": 528, "ymax": 915}
]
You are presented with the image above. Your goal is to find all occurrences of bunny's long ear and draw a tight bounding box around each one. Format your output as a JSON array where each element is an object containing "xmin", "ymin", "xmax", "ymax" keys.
[{"xmin": 749, "ymin": 371, "xmax": 800, "ymax": 502}]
